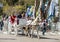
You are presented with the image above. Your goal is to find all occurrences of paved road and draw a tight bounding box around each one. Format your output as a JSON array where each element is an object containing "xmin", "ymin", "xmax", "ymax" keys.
[{"xmin": 0, "ymin": 33, "xmax": 60, "ymax": 42}]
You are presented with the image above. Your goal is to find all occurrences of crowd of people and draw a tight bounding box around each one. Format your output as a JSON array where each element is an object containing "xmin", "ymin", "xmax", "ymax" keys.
[
  {"xmin": 0, "ymin": 12, "xmax": 25, "ymax": 31},
  {"xmin": 0, "ymin": 11, "xmax": 50, "ymax": 36}
]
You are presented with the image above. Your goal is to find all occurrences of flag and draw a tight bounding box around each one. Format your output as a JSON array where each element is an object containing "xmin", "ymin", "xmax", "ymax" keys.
[
  {"xmin": 47, "ymin": 0, "xmax": 56, "ymax": 20},
  {"xmin": 31, "ymin": 6, "xmax": 35, "ymax": 19},
  {"xmin": 25, "ymin": 6, "xmax": 31, "ymax": 18},
  {"xmin": 30, "ymin": 6, "xmax": 34, "ymax": 17},
  {"xmin": 31, "ymin": 0, "xmax": 36, "ymax": 19}
]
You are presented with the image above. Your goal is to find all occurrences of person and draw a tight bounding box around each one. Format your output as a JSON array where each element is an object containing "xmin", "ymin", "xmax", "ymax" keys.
[
  {"xmin": 27, "ymin": 25, "xmax": 31, "ymax": 37},
  {"xmin": 17, "ymin": 12, "xmax": 22, "ymax": 25},
  {"xmin": 3, "ymin": 17, "xmax": 8, "ymax": 32},
  {"xmin": 10, "ymin": 14, "xmax": 16, "ymax": 24},
  {"xmin": 8, "ymin": 14, "xmax": 17, "ymax": 35},
  {"xmin": 42, "ymin": 20, "xmax": 47, "ymax": 35},
  {"xmin": 0, "ymin": 20, "xmax": 4, "ymax": 31},
  {"xmin": 0, "ymin": 20, "xmax": 1, "ymax": 31},
  {"xmin": 8, "ymin": 15, "xmax": 12, "ymax": 34},
  {"xmin": 17, "ymin": 12, "xmax": 22, "ymax": 19},
  {"xmin": 39, "ymin": 21, "xmax": 42, "ymax": 31}
]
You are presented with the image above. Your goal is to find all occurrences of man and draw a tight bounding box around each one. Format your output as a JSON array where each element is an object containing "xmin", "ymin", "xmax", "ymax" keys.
[
  {"xmin": 42, "ymin": 20, "xmax": 47, "ymax": 35},
  {"xmin": 0, "ymin": 20, "xmax": 1, "ymax": 31},
  {"xmin": 10, "ymin": 14, "xmax": 16, "ymax": 24},
  {"xmin": 0, "ymin": 20, "xmax": 4, "ymax": 31},
  {"xmin": 8, "ymin": 14, "xmax": 17, "ymax": 35}
]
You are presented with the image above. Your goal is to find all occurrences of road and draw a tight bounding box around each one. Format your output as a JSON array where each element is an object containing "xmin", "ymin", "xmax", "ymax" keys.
[{"xmin": 0, "ymin": 32, "xmax": 60, "ymax": 42}]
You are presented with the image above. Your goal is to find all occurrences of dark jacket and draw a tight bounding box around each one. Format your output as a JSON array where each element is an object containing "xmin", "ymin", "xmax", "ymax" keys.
[
  {"xmin": 43, "ymin": 22, "xmax": 46, "ymax": 31},
  {"xmin": 0, "ymin": 20, "xmax": 4, "ymax": 27}
]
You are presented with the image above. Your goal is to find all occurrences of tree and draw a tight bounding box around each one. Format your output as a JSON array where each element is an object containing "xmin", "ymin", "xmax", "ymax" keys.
[
  {"xmin": 0, "ymin": 7, "xmax": 3, "ymax": 16},
  {"xmin": 6, "ymin": 0, "xmax": 18, "ymax": 6}
]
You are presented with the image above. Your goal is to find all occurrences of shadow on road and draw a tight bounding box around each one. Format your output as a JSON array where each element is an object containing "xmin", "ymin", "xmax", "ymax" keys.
[
  {"xmin": 40, "ymin": 37, "xmax": 59, "ymax": 40},
  {"xmin": 17, "ymin": 34, "xmax": 60, "ymax": 40},
  {"xmin": 0, "ymin": 34, "xmax": 59, "ymax": 41},
  {"xmin": 0, "ymin": 38, "xmax": 16, "ymax": 40},
  {"xmin": 32, "ymin": 35, "xmax": 60, "ymax": 40}
]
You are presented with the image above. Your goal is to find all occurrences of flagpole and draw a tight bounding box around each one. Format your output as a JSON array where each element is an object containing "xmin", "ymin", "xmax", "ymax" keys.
[
  {"xmin": 36, "ymin": 0, "xmax": 43, "ymax": 21},
  {"xmin": 34, "ymin": 0, "xmax": 37, "ymax": 18},
  {"xmin": 32, "ymin": 0, "xmax": 37, "ymax": 19},
  {"xmin": 40, "ymin": 0, "xmax": 43, "ymax": 21}
]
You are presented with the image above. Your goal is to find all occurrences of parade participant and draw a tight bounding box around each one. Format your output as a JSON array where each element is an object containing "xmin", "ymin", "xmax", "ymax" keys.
[
  {"xmin": 8, "ymin": 15, "xmax": 12, "ymax": 34},
  {"xmin": 42, "ymin": 20, "xmax": 47, "ymax": 35},
  {"xmin": 0, "ymin": 19, "xmax": 4, "ymax": 31},
  {"xmin": 10, "ymin": 14, "xmax": 16, "ymax": 24},
  {"xmin": 8, "ymin": 14, "xmax": 17, "ymax": 35},
  {"xmin": 0, "ymin": 20, "xmax": 1, "ymax": 31},
  {"xmin": 39, "ymin": 21, "xmax": 42, "ymax": 31}
]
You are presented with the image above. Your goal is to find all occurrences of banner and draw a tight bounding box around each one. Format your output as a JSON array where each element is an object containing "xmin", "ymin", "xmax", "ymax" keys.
[
  {"xmin": 26, "ymin": 6, "xmax": 35, "ymax": 18},
  {"xmin": 47, "ymin": 0, "xmax": 56, "ymax": 20},
  {"xmin": 25, "ymin": 6, "xmax": 31, "ymax": 18}
]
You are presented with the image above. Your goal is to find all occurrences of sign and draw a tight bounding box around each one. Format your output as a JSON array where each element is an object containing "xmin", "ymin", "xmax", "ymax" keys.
[{"xmin": 19, "ymin": 19, "xmax": 27, "ymax": 26}]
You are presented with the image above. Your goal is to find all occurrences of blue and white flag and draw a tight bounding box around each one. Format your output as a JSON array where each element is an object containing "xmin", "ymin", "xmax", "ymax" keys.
[
  {"xmin": 47, "ymin": 0, "xmax": 56, "ymax": 20},
  {"xmin": 25, "ymin": 6, "xmax": 31, "ymax": 18}
]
